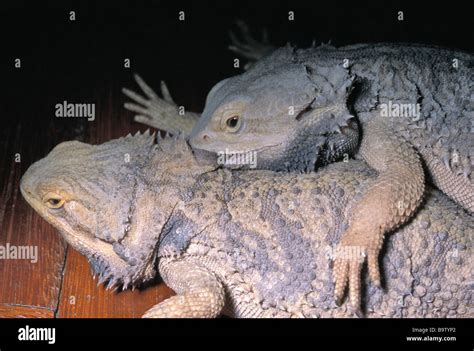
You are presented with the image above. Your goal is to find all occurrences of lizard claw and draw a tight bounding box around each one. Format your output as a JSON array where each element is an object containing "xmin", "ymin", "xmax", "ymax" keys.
[
  {"xmin": 333, "ymin": 240, "xmax": 382, "ymax": 310},
  {"xmin": 160, "ymin": 80, "xmax": 175, "ymax": 104},
  {"xmin": 133, "ymin": 73, "xmax": 160, "ymax": 102},
  {"xmin": 368, "ymin": 249, "xmax": 381, "ymax": 287},
  {"xmin": 333, "ymin": 245, "xmax": 364, "ymax": 308},
  {"xmin": 333, "ymin": 255, "xmax": 349, "ymax": 306},
  {"xmin": 123, "ymin": 74, "xmax": 178, "ymax": 112}
]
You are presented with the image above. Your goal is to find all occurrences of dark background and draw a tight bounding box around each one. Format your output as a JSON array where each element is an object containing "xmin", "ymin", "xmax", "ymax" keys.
[
  {"xmin": 0, "ymin": 0, "xmax": 472, "ymax": 319},
  {"xmin": 1, "ymin": 0, "xmax": 473, "ymax": 118}
]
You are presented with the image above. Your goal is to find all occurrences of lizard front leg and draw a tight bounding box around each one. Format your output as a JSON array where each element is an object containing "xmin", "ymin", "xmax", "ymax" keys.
[
  {"xmin": 122, "ymin": 74, "xmax": 200, "ymax": 137},
  {"xmin": 333, "ymin": 116, "xmax": 425, "ymax": 310},
  {"xmin": 143, "ymin": 260, "xmax": 225, "ymax": 318}
]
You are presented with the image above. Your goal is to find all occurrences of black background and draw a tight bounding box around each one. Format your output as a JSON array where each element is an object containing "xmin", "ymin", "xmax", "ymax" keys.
[
  {"xmin": 0, "ymin": 1, "xmax": 472, "ymax": 346},
  {"xmin": 1, "ymin": 0, "xmax": 473, "ymax": 116},
  {"xmin": 0, "ymin": 317, "xmax": 472, "ymax": 349}
]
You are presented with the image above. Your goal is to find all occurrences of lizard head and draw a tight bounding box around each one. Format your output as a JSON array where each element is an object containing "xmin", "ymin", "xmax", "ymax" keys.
[
  {"xmin": 189, "ymin": 47, "xmax": 357, "ymax": 171},
  {"xmin": 20, "ymin": 131, "xmax": 165, "ymax": 290}
]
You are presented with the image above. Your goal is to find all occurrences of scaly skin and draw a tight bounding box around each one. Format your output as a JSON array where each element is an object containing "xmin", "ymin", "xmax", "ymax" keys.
[
  {"xmin": 123, "ymin": 40, "xmax": 473, "ymax": 309},
  {"xmin": 20, "ymin": 134, "xmax": 473, "ymax": 317}
]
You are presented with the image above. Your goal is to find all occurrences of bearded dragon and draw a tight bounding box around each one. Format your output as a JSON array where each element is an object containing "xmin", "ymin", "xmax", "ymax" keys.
[
  {"xmin": 20, "ymin": 132, "xmax": 473, "ymax": 318},
  {"xmin": 122, "ymin": 27, "xmax": 474, "ymax": 309}
]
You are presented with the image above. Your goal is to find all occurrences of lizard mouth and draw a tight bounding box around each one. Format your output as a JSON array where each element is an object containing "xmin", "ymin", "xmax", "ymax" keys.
[
  {"xmin": 20, "ymin": 181, "xmax": 148, "ymax": 290},
  {"xmin": 193, "ymin": 148, "xmax": 219, "ymax": 166},
  {"xmin": 190, "ymin": 141, "xmax": 286, "ymax": 170}
]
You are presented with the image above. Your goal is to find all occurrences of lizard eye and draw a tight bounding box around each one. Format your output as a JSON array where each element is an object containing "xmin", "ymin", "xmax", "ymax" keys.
[
  {"xmin": 43, "ymin": 193, "xmax": 65, "ymax": 209},
  {"xmin": 225, "ymin": 115, "xmax": 241, "ymax": 132}
]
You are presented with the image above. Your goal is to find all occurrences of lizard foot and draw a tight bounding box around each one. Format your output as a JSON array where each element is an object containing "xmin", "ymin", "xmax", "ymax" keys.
[
  {"xmin": 333, "ymin": 229, "xmax": 383, "ymax": 310},
  {"xmin": 142, "ymin": 289, "xmax": 224, "ymax": 318},
  {"xmin": 122, "ymin": 74, "xmax": 199, "ymax": 136},
  {"xmin": 228, "ymin": 20, "xmax": 275, "ymax": 69}
]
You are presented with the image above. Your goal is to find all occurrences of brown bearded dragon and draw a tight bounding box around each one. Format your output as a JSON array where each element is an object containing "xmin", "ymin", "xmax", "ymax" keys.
[
  {"xmin": 122, "ymin": 25, "xmax": 474, "ymax": 310},
  {"xmin": 20, "ymin": 132, "xmax": 472, "ymax": 318}
]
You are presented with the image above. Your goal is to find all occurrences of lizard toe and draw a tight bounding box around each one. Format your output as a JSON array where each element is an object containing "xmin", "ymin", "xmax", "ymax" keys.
[{"xmin": 333, "ymin": 255, "xmax": 349, "ymax": 305}]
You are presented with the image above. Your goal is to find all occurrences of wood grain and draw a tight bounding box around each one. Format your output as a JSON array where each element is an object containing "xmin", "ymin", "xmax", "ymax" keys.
[
  {"xmin": 0, "ymin": 80, "xmax": 74, "ymax": 317},
  {"xmin": 56, "ymin": 85, "xmax": 175, "ymax": 318},
  {"xmin": 56, "ymin": 250, "xmax": 174, "ymax": 318},
  {"xmin": 0, "ymin": 304, "xmax": 54, "ymax": 318},
  {"xmin": 0, "ymin": 76, "xmax": 176, "ymax": 318}
]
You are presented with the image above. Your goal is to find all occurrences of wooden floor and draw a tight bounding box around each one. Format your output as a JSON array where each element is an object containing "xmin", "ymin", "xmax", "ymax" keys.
[
  {"xmin": 2, "ymin": 2, "xmax": 471, "ymax": 320},
  {"xmin": 0, "ymin": 3, "xmax": 234, "ymax": 318},
  {"xmin": 0, "ymin": 76, "xmax": 178, "ymax": 318}
]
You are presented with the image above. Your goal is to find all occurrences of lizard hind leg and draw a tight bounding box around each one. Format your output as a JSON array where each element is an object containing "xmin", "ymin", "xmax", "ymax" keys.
[
  {"xmin": 333, "ymin": 116, "xmax": 425, "ymax": 310},
  {"xmin": 421, "ymin": 149, "xmax": 474, "ymax": 213},
  {"xmin": 143, "ymin": 260, "xmax": 226, "ymax": 318}
]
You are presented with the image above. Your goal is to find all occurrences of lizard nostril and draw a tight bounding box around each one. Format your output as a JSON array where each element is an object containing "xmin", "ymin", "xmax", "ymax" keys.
[{"xmin": 202, "ymin": 134, "xmax": 209, "ymax": 141}]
